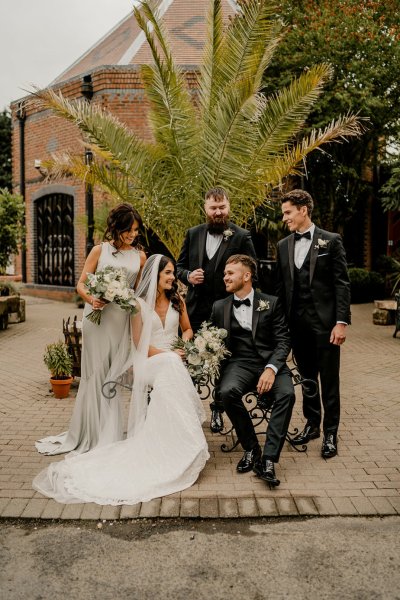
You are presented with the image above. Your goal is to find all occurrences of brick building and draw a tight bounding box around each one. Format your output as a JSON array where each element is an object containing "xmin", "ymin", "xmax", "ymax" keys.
[{"xmin": 10, "ymin": 0, "xmax": 236, "ymax": 298}]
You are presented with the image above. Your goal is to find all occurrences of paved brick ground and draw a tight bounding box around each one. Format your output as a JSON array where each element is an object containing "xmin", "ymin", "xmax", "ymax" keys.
[{"xmin": 0, "ymin": 297, "xmax": 399, "ymax": 519}]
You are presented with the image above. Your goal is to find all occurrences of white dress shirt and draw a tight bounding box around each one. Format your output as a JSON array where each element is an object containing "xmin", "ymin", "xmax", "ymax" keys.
[
  {"xmin": 233, "ymin": 289, "xmax": 254, "ymax": 331},
  {"xmin": 233, "ymin": 289, "xmax": 277, "ymax": 374},
  {"xmin": 206, "ymin": 232, "xmax": 223, "ymax": 259},
  {"xmin": 294, "ymin": 224, "xmax": 315, "ymax": 269}
]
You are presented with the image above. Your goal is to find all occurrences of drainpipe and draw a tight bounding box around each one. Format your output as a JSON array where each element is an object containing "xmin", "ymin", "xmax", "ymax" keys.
[
  {"xmin": 82, "ymin": 75, "xmax": 95, "ymax": 255},
  {"xmin": 16, "ymin": 102, "xmax": 27, "ymax": 282}
]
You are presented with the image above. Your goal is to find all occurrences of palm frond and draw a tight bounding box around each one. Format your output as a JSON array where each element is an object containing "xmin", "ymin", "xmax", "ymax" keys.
[
  {"xmin": 134, "ymin": 1, "xmax": 200, "ymax": 182},
  {"xmin": 198, "ymin": 0, "xmax": 224, "ymax": 115},
  {"xmin": 33, "ymin": 88, "xmax": 157, "ymax": 176},
  {"xmin": 218, "ymin": 0, "xmax": 281, "ymax": 93}
]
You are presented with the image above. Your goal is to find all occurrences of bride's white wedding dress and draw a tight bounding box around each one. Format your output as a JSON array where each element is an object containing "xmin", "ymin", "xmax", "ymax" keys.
[{"xmin": 33, "ymin": 302, "xmax": 209, "ymax": 505}]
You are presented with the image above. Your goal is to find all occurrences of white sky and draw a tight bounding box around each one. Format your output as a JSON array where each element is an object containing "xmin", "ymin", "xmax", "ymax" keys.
[{"xmin": 0, "ymin": 1, "xmax": 136, "ymax": 111}]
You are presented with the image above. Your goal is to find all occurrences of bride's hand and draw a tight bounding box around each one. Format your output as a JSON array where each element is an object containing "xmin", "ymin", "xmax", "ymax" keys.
[{"xmin": 173, "ymin": 348, "xmax": 186, "ymax": 360}]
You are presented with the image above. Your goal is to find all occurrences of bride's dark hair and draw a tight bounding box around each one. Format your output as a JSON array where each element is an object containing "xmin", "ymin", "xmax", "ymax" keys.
[
  {"xmin": 104, "ymin": 203, "xmax": 143, "ymax": 252},
  {"xmin": 157, "ymin": 255, "xmax": 183, "ymax": 314}
]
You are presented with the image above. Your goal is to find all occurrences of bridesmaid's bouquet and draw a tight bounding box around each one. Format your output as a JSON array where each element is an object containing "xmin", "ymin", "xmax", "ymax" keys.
[
  {"xmin": 84, "ymin": 266, "xmax": 138, "ymax": 325},
  {"xmin": 172, "ymin": 322, "xmax": 231, "ymax": 384}
]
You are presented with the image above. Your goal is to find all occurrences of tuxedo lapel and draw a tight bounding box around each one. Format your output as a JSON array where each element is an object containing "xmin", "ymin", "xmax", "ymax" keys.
[
  {"xmin": 309, "ymin": 227, "xmax": 320, "ymax": 282},
  {"xmin": 214, "ymin": 237, "xmax": 230, "ymax": 271},
  {"xmin": 251, "ymin": 290, "xmax": 260, "ymax": 339},
  {"xmin": 215, "ymin": 223, "xmax": 235, "ymax": 271},
  {"xmin": 223, "ymin": 296, "xmax": 233, "ymax": 337},
  {"xmin": 288, "ymin": 234, "xmax": 295, "ymax": 282},
  {"xmin": 198, "ymin": 226, "xmax": 207, "ymax": 267}
]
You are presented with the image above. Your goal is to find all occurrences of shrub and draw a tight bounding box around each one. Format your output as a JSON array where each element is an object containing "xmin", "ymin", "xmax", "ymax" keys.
[
  {"xmin": 348, "ymin": 268, "xmax": 385, "ymax": 303},
  {"xmin": 43, "ymin": 341, "xmax": 73, "ymax": 379},
  {"xmin": 0, "ymin": 189, "xmax": 25, "ymax": 274}
]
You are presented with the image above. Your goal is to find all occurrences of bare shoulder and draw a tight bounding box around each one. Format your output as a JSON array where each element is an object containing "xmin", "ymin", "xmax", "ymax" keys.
[
  {"xmin": 90, "ymin": 244, "xmax": 102, "ymax": 259},
  {"xmin": 138, "ymin": 250, "xmax": 147, "ymax": 266}
]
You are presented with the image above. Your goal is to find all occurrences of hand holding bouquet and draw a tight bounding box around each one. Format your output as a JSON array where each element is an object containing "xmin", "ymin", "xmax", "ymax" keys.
[
  {"xmin": 84, "ymin": 266, "xmax": 138, "ymax": 325},
  {"xmin": 172, "ymin": 321, "xmax": 230, "ymax": 384}
]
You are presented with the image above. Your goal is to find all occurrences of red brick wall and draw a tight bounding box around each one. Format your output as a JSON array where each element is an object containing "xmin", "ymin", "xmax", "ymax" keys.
[{"xmin": 11, "ymin": 66, "xmax": 181, "ymax": 290}]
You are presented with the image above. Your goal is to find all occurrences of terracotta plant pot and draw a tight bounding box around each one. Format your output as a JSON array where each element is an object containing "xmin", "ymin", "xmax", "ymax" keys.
[{"xmin": 50, "ymin": 376, "xmax": 73, "ymax": 399}]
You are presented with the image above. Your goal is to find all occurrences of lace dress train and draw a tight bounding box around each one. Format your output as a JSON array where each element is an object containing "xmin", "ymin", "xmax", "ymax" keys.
[{"xmin": 33, "ymin": 302, "xmax": 209, "ymax": 504}]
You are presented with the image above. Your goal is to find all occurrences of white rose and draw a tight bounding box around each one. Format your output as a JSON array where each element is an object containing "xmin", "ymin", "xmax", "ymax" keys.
[
  {"xmin": 188, "ymin": 352, "xmax": 202, "ymax": 366},
  {"xmin": 202, "ymin": 331, "xmax": 213, "ymax": 342},
  {"xmin": 194, "ymin": 336, "xmax": 207, "ymax": 352}
]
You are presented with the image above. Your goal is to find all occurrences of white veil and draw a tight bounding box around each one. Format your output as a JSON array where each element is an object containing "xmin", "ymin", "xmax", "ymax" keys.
[
  {"xmin": 126, "ymin": 254, "xmax": 163, "ymax": 437},
  {"xmin": 97, "ymin": 254, "xmax": 164, "ymax": 445}
]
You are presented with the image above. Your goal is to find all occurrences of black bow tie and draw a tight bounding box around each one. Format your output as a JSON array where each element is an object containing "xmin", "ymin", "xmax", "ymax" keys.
[
  {"xmin": 233, "ymin": 298, "xmax": 251, "ymax": 308},
  {"xmin": 294, "ymin": 231, "xmax": 311, "ymax": 241}
]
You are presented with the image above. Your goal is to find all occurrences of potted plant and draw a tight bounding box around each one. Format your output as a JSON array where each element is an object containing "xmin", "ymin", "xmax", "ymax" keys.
[{"xmin": 43, "ymin": 341, "xmax": 74, "ymax": 399}]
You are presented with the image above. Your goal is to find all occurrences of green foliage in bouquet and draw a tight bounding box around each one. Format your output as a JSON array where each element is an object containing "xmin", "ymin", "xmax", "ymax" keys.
[{"xmin": 172, "ymin": 322, "xmax": 230, "ymax": 384}]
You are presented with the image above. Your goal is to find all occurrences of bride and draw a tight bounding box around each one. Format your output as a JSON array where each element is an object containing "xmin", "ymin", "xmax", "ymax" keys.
[{"xmin": 33, "ymin": 255, "xmax": 209, "ymax": 505}]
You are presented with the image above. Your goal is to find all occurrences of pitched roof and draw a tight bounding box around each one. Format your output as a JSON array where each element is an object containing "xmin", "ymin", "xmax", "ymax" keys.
[{"xmin": 53, "ymin": 0, "xmax": 237, "ymax": 84}]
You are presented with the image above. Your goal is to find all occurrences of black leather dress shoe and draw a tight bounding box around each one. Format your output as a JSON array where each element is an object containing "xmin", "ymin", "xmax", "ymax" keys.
[
  {"xmin": 210, "ymin": 409, "xmax": 224, "ymax": 433},
  {"xmin": 321, "ymin": 433, "xmax": 337, "ymax": 458},
  {"xmin": 236, "ymin": 445, "xmax": 261, "ymax": 473},
  {"xmin": 253, "ymin": 458, "xmax": 280, "ymax": 487},
  {"xmin": 292, "ymin": 423, "xmax": 320, "ymax": 445}
]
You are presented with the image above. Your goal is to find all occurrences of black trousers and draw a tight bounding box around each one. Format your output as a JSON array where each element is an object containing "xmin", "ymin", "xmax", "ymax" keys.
[
  {"xmin": 217, "ymin": 360, "xmax": 295, "ymax": 462},
  {"xmin": 290, "ymin": 309, "xmax": 340, "ymax": 434}
]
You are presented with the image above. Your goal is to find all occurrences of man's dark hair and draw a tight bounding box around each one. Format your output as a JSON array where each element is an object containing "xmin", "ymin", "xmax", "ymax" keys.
[
  {"xmin": 204, "ymin": 187, "xmax": 229, "ymax": 203},
  {"xmin": 226, "ymin": 254, "xmax": 257, "ymax": 280},
  {"xmin": 282, "ymin": 189, "xmax": 314, "ymax": 217}
]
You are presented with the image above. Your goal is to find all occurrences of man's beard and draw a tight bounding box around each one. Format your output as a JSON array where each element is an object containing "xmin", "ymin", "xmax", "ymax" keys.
[{"xmin": 206, "ymin": 216, "xmax": 229, "ymax": 234}]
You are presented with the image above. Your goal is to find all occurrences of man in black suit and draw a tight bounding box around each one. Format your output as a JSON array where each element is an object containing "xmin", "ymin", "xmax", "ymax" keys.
[
  {"xmin": 276, "ymin": 189, "xmax": 351, "ymax": 459},
  {"xmin": 177, "ymin": 187, "xmax": 256, "ymax": 432},
  {"xmin": 210, "ymin": 255, "xmax": 295, "ymax": 487}
]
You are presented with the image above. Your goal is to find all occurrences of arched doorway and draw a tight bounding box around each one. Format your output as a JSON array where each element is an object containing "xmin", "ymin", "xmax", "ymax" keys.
[{"xmin": 35, "ymin": 193, "xmax": 75, "ymax": 286}]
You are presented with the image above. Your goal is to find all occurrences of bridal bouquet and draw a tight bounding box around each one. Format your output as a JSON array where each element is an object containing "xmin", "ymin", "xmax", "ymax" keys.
[
  {"xmin": 172, "ymin": 322, "xmax": 230, "ymax": 384},
  {"xmin": 84, "ymin": 266, "xmax": 138, "ymax": 325}
]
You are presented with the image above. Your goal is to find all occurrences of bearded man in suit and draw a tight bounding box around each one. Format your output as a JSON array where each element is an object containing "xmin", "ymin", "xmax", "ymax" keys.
[
  {"xmin": 177, "ymin": 187, "xmax": 256, "ymax": 433},
  {"xmin": 275, "ymin": 189, "xmax": 351, "ymax": 459},
  {"xmin": 210, "ymin": 255, "xmax": 295, "ymax": 487}
]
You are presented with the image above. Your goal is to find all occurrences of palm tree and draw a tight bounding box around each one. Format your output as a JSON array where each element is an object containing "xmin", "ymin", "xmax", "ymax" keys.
[{"xmin": 35, "ymin": 0, "xmax": 364, "ymax": 258}]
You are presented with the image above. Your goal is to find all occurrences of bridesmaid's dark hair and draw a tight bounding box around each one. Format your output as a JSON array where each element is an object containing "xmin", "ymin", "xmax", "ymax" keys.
[
  {"xmin": 157, "ymin": 255, "xmax": 183, "ymax": 314},
  {"xmin": 104, "ymin": 203, "xmax": 143, "ymax": 252}
]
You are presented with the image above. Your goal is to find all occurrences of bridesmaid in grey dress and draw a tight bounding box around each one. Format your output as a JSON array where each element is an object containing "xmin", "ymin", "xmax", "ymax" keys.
[{"xmin": 36, "ymin": 203, "xmax": 146, "ymax": 455}]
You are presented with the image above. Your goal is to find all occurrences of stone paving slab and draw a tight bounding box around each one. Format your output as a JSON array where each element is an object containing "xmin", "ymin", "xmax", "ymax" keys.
[{"xmin": 0, "ymin": 298, "xmax": 399, "ymax": 519}]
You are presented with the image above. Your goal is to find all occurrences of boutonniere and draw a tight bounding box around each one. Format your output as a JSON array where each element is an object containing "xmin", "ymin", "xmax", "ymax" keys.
[
  {"xmin": 256, "ymin": 299, "xmax": 270, "ymax": 312},
  {"xmin": 314, "ymin": 238, "xmax": 329, "ymax": 250},
  {"xmin": 222, "ymin": 228, "xmax": 234, "ymax": 242}
]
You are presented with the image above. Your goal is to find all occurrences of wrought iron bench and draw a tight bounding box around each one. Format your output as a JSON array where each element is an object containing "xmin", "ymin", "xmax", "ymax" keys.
[
  {"xmin": 209, "ymin": 365, "xmax": 318, "ymax": 454},
  {"xmin": 102, "ymin": 363, "xmax": 318, "ymax": 454}
]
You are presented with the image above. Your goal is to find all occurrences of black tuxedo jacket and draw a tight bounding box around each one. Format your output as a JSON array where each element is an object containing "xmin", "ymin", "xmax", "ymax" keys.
[
  {"xmin": 176, "ymin": 222, "xmax": 256, "ymax": 315},
  {"xmin": 210, "ymin": 290, "xmax": 291, "ymax": 374},
  {"xmin": 275, "ymin": 226, "xmax": 351, "ymax": 329}
]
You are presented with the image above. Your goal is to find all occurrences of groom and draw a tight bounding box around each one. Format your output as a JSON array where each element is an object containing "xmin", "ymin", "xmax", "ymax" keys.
[
  {"xmin": 177, "ymin": 187, "xmax": 256, "ymax": 433},
  {"xmin": 210, "ymin": 255, "xmax": 295, "ymax": 487}
]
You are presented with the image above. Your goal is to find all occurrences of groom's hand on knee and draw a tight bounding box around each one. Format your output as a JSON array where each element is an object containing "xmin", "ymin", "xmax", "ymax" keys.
[{"xmin": 257, "ymin": 368, "xmax": 276, "ymax": 395}]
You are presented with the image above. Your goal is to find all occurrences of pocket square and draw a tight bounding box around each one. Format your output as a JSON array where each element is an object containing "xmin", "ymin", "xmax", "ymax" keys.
[{"xmin": 317, "ymin": 253, "xmax": 329, "ymax": 258}]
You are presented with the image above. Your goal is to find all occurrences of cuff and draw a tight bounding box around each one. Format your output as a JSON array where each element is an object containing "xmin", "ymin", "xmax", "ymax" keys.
[{"xmin": 265, "ymin": 363, "xmax": 278, "ymax": 374}]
